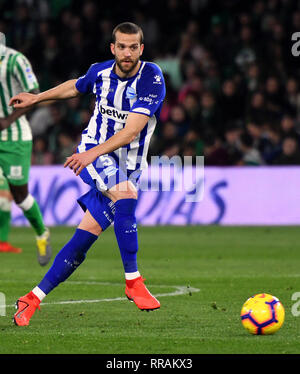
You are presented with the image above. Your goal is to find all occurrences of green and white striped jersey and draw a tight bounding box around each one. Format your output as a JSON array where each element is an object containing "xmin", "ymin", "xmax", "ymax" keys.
[{"xmin": 0, "ymin": 47, "xmax": 39, "ymax": 142}]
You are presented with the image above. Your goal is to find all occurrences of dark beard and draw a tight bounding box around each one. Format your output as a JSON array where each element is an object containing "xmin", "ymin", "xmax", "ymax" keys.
[{"xmin": 115, "ymin": 58, "xmax": 139, "ymax": 76}]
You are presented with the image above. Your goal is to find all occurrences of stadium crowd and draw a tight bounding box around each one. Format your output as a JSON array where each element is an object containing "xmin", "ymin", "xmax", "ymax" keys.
[{"xmin": 1, "ymin": 0, "xmax": 300, "ymax": 166}]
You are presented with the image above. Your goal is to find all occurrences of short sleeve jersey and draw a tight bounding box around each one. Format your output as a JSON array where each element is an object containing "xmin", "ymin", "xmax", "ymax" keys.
[
  {"xmin": 0, "ymin": 47, "xmax": 39, "ymax": 142},
  {"xmin": 76, "ymin": 60, "xmax": 166, "ymax": 170}
]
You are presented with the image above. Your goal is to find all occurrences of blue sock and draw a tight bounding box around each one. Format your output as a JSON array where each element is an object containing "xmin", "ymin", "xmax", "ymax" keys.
[
  {"xmin": 114, "ymin": 198, "xmax": 138, "ymax": 273},
  {"xmin": 38, "ymin": 229, "xmax": 98, "ymax": 294}
]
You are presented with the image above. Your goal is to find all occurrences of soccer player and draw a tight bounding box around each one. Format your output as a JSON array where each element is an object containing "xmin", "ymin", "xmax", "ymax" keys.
[
  {"xmin": 11, "ymin": 22, "xmax": 166, "ymax": 326},
  {"xmin": 0, "ymin": 39, "xmax": 52, "ymax": 265},
  {"xmin": 0, "ymin": 168, "xmax": 22, "ymax": 253}
]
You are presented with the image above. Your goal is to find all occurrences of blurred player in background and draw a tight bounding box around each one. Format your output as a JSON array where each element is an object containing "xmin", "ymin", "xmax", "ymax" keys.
[
  {"xmin": 0, "ymin": 36, "xmax": 52, "ymax": 265},
  {"xmin": 0, "ymin": 168, "xmax": 21, "ymax": 253},
  {"xmin": 11, "ymin": 22, "xmax": 166, "ymax": 326}
]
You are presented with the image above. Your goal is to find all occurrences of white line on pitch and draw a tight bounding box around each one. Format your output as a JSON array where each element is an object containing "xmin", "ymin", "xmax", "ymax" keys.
[{"xmin": 5, "ymin": 282, "xmax": 200, "ymax": 308}]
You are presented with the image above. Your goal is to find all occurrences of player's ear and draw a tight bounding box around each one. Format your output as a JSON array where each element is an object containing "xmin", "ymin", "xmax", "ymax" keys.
[
  {"xmin": 110, "ymin": 43, "xmax": 115, "ymax": 56},
  {"xmin": 140, "ymin": 44, "xmax": 144, "ymax": 56}
]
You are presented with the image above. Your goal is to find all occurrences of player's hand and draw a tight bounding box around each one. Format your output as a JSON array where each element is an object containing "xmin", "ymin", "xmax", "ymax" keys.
[
  {"xmin": 64, "ymin": 149, "xmax": 98, "ymax": 176},
  {"xmin": 9, "ymin": 92, "xmax": 38, "ymax": 108},
  {"xmin": 0, "ymin": 118, "xmax": 11, "ymax": 130}
]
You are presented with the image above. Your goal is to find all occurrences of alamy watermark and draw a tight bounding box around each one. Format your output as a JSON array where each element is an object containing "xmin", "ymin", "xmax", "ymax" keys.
[
  {"xmin": 95, "ymin": 154, "xmax": 205, "ymax": 202},
  {"xmin": 291, "ymin": 292, "xmax": 300, "ymax": 316},
  {"xmin": 0, "ymin": 292, "xmax": 6, "ymax": 316},
  {"xmin": 291, "ymin": 32, "xmax": 300, "ymax": 56}
]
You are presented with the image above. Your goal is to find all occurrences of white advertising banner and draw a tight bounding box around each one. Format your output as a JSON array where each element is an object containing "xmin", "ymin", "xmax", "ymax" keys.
[{"xmin": 11, "ymin": 166, "xmax": 300, "ymax": 226}]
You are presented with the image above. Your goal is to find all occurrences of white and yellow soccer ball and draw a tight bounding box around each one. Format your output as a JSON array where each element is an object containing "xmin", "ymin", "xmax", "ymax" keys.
[{"xmin": 240, "ymin": 293, "xmax": 285, "ymax": 335}]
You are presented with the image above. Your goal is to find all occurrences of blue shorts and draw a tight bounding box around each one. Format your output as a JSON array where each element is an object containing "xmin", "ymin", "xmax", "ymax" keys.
[{"xmin": 77, "ymin": 143, "xmax": 141, "ymax": 231}]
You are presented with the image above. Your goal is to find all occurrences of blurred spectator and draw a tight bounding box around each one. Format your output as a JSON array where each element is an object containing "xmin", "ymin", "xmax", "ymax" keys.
[
  {"xmin": 29, "ymin": 106, "xmax": 53, "ymax": 137},
  {"xmin": 203, "ymin": 135, "xmax": 229, "ymax": 166},
  {"xmin": 234, "ymin": 26, "xmax": 257, "ymax": 72},
  {"xmin": 273, "ymin": 135, "xmax": 300, "ymax": 165},
  {"xmin": 223, "ymin": 124, "xmax": 243, "ymax": 165},
  {"xmin": 260, "ymin": 123, "xmax": 282, "ymax": 164},
  {"xmin": 244, "ymin": 63, "xmax": 261, "ymax": 93},
  {"xmin": 219, "ymin": 79, "xmax": 245, "ymax": 126},
  {"xmin": 280, "ymin": 114, "xmax": 300, "ymax": 142},
  {"xmin": 181, "ymin": 92, "xmax": 200, "ymax": 122},
  {"xmin": 65, "ymin": 97, "xmax": 84, "ymax": 135},
  {"xmin": 168, "ymin": 104, "xmax": 190, "ymax": 137},
  {"xmin": 54, "ymin": 132, "xmax": 77, "ymax": 164},
  {"xmin": 10, "ymin": 3, "xmax": 36, "ymax": 54},
  {"xmin": 191, "ymin": 91, "xmax": 222, "ymax": 138},
  {"xmin": 238, "ymin": 132, "xmax": 264, "ymax": 165},
  {"xmin": 181, "ymin": 141, "xmax": 197, "ymax": 159},
  {"xmin": 246, "ymin": 91, "xmax": 268, "ymax": 125},
  {"xmin": 264, "ymin": 76, "xmax": 283, "ymax": 120},
  {"xmin": 45, "ymin": 104, "xmax": 72, "ymax": 155},
  {"xmin": 31, "ymin": 136, "xmax": 54, "ymax": 165},
  {"xmin": 246, "ymin": 121, "xmax": 265, "ymax": 148},
  {"xmin": 285, "ymin": 77, "xmax": 300, "ymax": 120},
  {"xmin": 150, "ymin": 121, "xmax": 180, "ymax": 158},
  {"xmin": 178, "ymin": 73, "xmax": 203, "ymax": 103},
  {"xmin": 205, "ymin": 15, "xmax": 232, "ymax": 67}
]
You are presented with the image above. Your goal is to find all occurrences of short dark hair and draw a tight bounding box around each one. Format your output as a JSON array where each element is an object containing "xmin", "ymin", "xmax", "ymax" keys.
[{"xmin": 112, "ymin": 22, "xmax": 144, "ymax": 44}]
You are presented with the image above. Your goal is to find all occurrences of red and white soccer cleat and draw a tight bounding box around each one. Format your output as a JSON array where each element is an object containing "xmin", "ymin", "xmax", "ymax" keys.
[
  {"xmin": 0, "ymin": 241, "xmax": 22, "ymax": 253},
  {"xmin": 125, "ymin": 276, "xmax": 160, "ymax": 311},
  {"xmin": 14, "ymin": 291, "xmax": 40, "ymax": 326}
]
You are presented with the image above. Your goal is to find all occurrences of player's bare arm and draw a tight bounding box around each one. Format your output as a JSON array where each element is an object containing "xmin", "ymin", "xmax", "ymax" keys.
[
  {"xmin": 0, "ymin": 88, "xmax": 40, "ymax": 130},
  {"xmin": 9, "ymin": 79, "xmax": 80, "ymax": 109},
  {"xmin": 0, "ymin": 107, "xmax": 29, "ymax": 130},
  {"xmin": 64, "ymin": 112, "xmax": 149, "ymax": 176}
]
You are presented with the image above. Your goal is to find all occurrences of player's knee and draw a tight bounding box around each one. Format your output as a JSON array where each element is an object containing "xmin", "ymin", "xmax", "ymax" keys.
[
  {"xmin": 117, "ymin": 191, "xmax": 138, "ymax": 201},
  {"xmin": 113, "ymin": 188, "xmax": 138, "ymax": 201},
  {"xmin": 78, "ymin": 222, "xmax": 102, "ymax": 236},
  {"xmin": 9, "ymin": 184, "xmax": 29, "ymax": 205},
  {"xmin": 108, "ymin": 181, "xmax": 138, "ymax": 201},
  {"xmin": 16, "ymin": 193, "xmax": 34, "ymax": 210}
]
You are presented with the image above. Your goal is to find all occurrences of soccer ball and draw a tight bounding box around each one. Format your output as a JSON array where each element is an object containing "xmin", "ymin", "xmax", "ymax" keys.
[{"xmin": 240, "ymin": 293, "xmax": 285, "ymax": 335}]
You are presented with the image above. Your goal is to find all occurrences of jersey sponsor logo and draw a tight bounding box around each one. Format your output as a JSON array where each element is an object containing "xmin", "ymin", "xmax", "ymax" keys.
[
  {"xmin": 126, "ymin": 86, "xmax": 137, "ymax": 100},
  {"xmin": 99, "ymin": 104, "xmax": 129, "ymax": 123}
]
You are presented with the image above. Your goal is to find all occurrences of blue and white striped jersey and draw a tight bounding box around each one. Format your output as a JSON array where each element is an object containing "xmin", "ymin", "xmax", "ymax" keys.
[{"xmin": 75, "ymin": 59, "xmax": 166, "ymax": 171}]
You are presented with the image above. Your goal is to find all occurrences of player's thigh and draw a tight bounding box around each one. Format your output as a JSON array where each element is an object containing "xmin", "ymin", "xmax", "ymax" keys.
[
  {"xmin": 79, "ymin": 150, "xmax": 131, "ymax": 199},
  {"xmin": 78, "ymin": 145, "xmax": 140, "ymax": 202}
]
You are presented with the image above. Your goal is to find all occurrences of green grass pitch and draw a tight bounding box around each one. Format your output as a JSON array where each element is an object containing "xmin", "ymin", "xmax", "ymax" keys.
[{"xmin": 0, "ymin": 225, "xmax": 299, "ymax": 354}]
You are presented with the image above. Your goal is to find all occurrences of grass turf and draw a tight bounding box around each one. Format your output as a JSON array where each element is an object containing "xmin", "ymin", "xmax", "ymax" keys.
[{"xmin": 0, "ymin": 225, "xmax": 299, "ymax": 354}]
